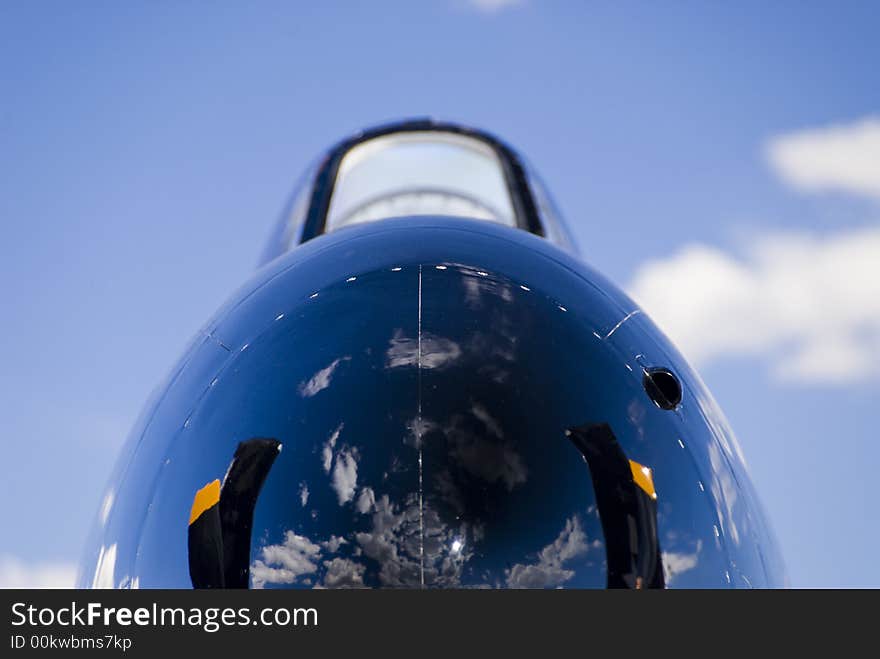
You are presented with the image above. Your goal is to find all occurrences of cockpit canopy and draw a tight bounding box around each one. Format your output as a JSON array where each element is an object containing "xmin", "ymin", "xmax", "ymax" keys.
[
  {"xmin": 327, "ymin": 131, "xmax": 516, "ymax": 230},
  {"xmin": 260, "ymin": 119, "xmax": 576, "ymax": 265}
]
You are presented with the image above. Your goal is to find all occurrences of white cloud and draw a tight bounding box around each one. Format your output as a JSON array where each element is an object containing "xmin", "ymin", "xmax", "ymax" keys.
[
  {"xmin": 0, "ymin": 555, "xmax": 77, "ymax": 589},
  {"xmin": 628, "ymin": 226, "xmax": 880, "ymax": 384},
  {"xmin": 766, "ymin": 116, "xmax": 880, "ymax": 199},
  {"xmin": 467, "ymin": 0, "xmax": 522, "ymax": 13}
]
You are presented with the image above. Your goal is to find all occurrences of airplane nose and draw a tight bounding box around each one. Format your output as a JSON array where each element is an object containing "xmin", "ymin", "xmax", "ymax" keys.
[
  {"xmin": 83, "ymin": 219, "xmax": 784, "ymax": 589},
  {"xmin": 207, "ymin": 259, "xmax": 660, "ymax": 589}
]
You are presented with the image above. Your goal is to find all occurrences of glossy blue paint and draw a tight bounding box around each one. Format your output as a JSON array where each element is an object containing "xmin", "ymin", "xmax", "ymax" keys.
[{"xmin": 79, "ymin": 216, "xmax": 786, "ymax": 588}]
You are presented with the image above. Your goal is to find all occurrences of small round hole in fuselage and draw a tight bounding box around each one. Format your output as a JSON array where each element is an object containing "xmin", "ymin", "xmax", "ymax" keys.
[{"xmin": 643, "ymin": 368, "xmax": 682, "ymax": 410}]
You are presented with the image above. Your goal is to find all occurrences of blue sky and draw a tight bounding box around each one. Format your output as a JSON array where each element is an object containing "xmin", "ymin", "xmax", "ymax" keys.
[{"xmin": 1, "ymin": 1, "xmax": 879, "ymax": 587}]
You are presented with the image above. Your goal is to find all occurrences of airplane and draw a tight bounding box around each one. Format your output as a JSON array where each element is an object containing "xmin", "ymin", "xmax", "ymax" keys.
[{"xmin": 79, "ymin": 118, "xmax": 786, "ymax": 589}]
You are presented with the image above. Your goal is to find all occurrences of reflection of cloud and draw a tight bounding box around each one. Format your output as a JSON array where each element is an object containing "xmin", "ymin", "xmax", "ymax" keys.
[
  {"xmin": 446, "ymin": 409, "xmax": 527, "ymax": 491},
  {"xmin": 355, "ymin": 494, "xmax": 421, "ymax": 587},
  {"xmin": 252, "ymin": 530, "xmax": 364, "ymax": 589},
  {"xmin": 322, "ymin": 423, "xmax": 343, "ymax": 474},
  {"xmin": 662, "ymin": 542, "xmax": 701, "ymax": 585},
  {"xmin": 422, "ymin": 505, "xmax": 472, "ymax": 588},
  {"xmin": 708, "ymin": 442, "xmax": 740, "ymax": 546},
  {"xmin": 321, "ymin": 536, "xmax": 347, "ymax": 553},
  {"xmin": 459, "ymin": 267, "xmax": 513, "ymax": 308},
  {"xmin": 356, "ymin": 487, "xmax": 376, "ymax": 514},
  {"xmin": 463, "ymin": 325, "xmax": 518, "ymax": 385},
  {"xmin": 766, "ymin": 116, "xmax": 880, "ymax": 199},
  {"xmin": 92, "ymin": 543, "xmax": 117, "ymax": 589},
  {"xmin": 385, "ymin": 329, "xmax": 462, "ymax": 369},
  {"xmin": 331, "ymin": 447, "xmax": 359, "ymax": 505},
  {"xmin": 0, "ymin": 556, "xmax": 77, "ymax": 588},
  {"xmin": 321, "ymin": 558, "xmax": 366, "ymax": 588},
  {"xmin": 99, "ymin": 490, "xmax": 114, "ymax": 527},
  {"xmin": 421, "ymin": 336, "xmax": 461, "ymax": 367},
  {"xmin": 298, "ymin": 357, "xmax": 350, "ymax": 397},
  {"xmin": 694, "ymin": 386, "xmax": 749, "ymax": 470},
  {"xmin": 405, "ymin": 416, "xmax": 437, "ymax": 449},
  {"xmin": 320, "ymin": 423, "xmax": 358, "ymax": 506},
  {"xmin": 471, "ymin": 403, "xmax": 503, "ymax": 438},
  {"xmin": 251, "ymin": 532, "xmax": 321, "ymax": 589},
  {"xmin": 434, "ymin": 468, "xmax": 465, "ymax": 515},
  {"xmin": 353, "ymin": 491, "xmax": 472, "ymax": 588},
  {"xmin": 505, "ymin": 516, "xmax": 591, "ymax": 588},
  {"xmin": 629, "ymin": 227, "xmax": 880, "ymax": 383}
]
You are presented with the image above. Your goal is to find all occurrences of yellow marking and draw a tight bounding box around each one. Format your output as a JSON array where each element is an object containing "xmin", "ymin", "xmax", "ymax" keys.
[
  {"xmin": 189, "ymin": 479, "xmax": 221, "ymax": 525},
  {"xmin": 629, "ymin": 460, "xmax": 657, "ymax": 500}
]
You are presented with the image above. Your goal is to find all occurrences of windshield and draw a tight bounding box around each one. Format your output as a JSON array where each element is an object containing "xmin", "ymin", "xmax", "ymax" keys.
[{"xmin": 324, "ymin": 131, "xmax": 516, "ymax": 231}]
